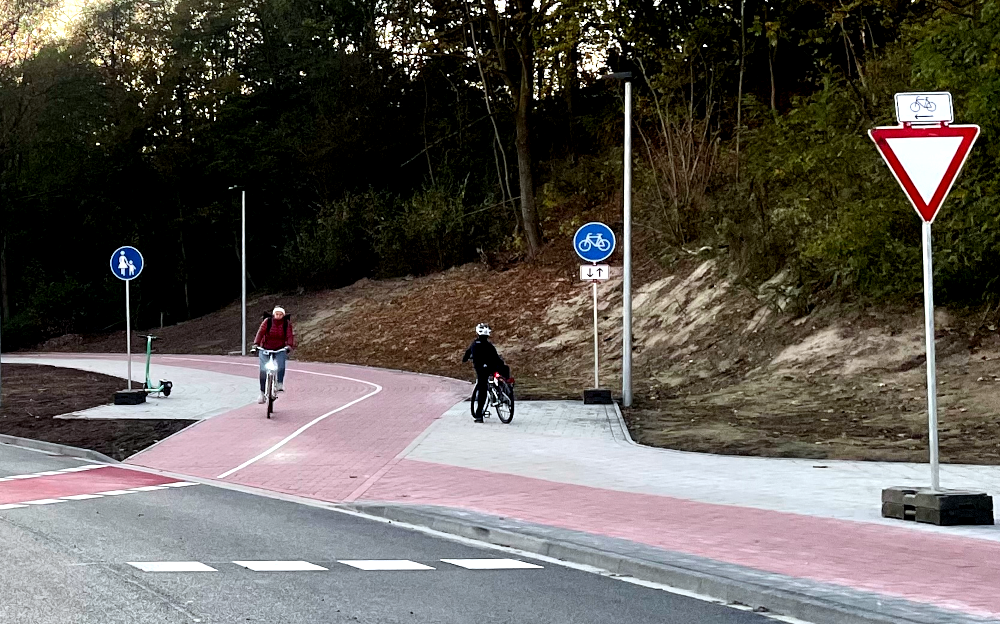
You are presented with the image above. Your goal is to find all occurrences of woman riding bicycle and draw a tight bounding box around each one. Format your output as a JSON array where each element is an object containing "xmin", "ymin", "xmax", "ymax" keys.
[
  {"xmin": 462, "ymin": 323, "xmax": 509, "ymax": 422},
  {"xmin": 253, "ymin": 306, "xmax": 295, "ymax": 404}
]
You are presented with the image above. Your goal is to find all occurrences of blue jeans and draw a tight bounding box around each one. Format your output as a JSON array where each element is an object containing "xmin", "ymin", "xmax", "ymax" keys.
[{"xmin": 259, "ymin": 349, "xmax": 287, "ymax": 392}]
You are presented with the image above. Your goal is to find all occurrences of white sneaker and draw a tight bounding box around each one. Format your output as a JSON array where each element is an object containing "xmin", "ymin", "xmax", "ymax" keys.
[
  {"xmin": 257, "ymin": 392, "xmax": 266, "ymax": 404},
  {"xmin": 276, "ymin": 382, "xmax": 284, "ymax": 392}
]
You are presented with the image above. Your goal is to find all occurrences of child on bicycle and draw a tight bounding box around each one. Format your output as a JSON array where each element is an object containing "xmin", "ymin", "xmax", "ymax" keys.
[
  {"xmin": 253, "ymin": 306, "xmax": 295, "ymax": 403},
  {"xmin": 462, "ymin": 323, "xmax": 509, "ymax": 422}
]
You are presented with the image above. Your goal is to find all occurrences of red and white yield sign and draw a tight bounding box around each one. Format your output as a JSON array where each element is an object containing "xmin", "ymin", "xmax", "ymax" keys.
[{"xmin": 869, "ymin": 117, "xmax": 979, "ymax": 223}]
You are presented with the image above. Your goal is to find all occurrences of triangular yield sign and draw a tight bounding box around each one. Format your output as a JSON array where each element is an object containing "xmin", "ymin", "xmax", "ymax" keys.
[{"xmin": 869, "ymin": 124, "xmax": 979, "ymax": 223}]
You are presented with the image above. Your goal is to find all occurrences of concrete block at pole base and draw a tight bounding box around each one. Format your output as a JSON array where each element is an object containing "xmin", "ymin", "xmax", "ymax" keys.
[
  {"xmin": 583, "ymin": 389, "xmax": 614, "ymax": 405},
  {"xmin": 114, "ymin": 389, "xmax": 146, "ymax": 405},
  {"xmin": 882, "ymin": 486, "xmax": 994, "ymax": 526}
]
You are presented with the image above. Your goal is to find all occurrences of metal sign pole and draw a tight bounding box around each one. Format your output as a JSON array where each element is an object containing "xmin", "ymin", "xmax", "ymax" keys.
[
  {"xmin": 241, "ymin": 190, "xmax": 247, "ymax": 356},
  {"xmin": 125, "ymin": 280, "xmax": 132, "ymax": 390},
  {"xmin": 592, "ymin": 279, "xmax": 599, "ymax": 388},
  {"xmin": 922, "ymin": 221, "xmax": 940, "ymax": 491},
  {"xmin": 623, "ymin": 80, "xmax": 633, "ymax": 407}
]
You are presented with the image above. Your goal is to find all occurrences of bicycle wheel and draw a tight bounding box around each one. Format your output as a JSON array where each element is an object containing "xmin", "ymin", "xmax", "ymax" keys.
[
  {"xmin": 470, "ymin": 386, "xmax": 480, "ymax": 418},
  {"xmin": 496, "ymin": 380, "xmax": 514, "ymax": 424},
  {"xmin": 266, "ymin": 375, "xmax": 274, "ymax": 418}
]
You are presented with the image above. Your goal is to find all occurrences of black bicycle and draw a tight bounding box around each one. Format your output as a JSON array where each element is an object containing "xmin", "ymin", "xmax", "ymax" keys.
[{"xmin": 470, "ymin": 372, "xmax": 515, "ymax": 424}]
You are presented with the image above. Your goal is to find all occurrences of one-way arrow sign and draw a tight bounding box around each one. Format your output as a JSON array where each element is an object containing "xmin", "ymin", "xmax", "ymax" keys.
[{"xmin": 580, "ymin": 264, "xmax": 610, "ymax": 281}]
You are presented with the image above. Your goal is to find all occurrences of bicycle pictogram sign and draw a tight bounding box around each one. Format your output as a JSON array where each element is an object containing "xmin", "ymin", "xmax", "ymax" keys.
[{"xmin": 573, "ymin": 222, "xmax": 616, "ymax": 263}]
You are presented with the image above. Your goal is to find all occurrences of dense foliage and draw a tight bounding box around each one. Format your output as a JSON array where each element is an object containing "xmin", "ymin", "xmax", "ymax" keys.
[{"xmin": 1, "ymin": 0, "xmax": 998, "ymax": 347}]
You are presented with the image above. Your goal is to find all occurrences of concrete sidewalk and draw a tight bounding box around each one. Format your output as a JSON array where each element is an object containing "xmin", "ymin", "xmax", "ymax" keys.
[{"xmin": 9, "ymin": 355, "xmax": 1000, "ymax": 623}]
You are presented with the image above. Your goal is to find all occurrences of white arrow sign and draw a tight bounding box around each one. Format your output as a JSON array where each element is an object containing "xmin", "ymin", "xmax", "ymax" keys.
[{"xmin": 580, "ymin": 264, "xmax": 610, "ymax": 281}]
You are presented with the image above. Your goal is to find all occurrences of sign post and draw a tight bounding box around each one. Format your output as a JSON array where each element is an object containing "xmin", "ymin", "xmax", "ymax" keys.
[
  {"xmin": 574, "ymin": 223, "xmax": 615, "ymax": 402},
  {"xmin": 871, "ymin": 92, "xmax": 993, "ymax": 525},
  {"xmin": 110, "ymin": 246, "xmax": 144, "ymax": 391}
]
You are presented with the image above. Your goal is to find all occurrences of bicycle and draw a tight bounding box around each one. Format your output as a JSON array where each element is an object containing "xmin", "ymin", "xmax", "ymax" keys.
[
  {"xmin": 910, "ymin": 96, "xmax": 937, "ymax": 113},
  {"xmin": 251, "ymin": 346, "xmax": 285, "ymax": 418},
  {"xmin": 470, "ymin": 372, "xmax": 515, "ymax": 424},
  {"xmin": 577, "ymin": 232, "xmax": 612, "ymax": 253}
]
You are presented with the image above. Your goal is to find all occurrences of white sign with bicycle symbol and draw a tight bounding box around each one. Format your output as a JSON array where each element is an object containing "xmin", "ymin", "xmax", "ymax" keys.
[
  {"xmin": 573, "ymin": 222, "xmax": 616, "ymax": 263},
  {"xmin": 894, "ymin": 92, "xmax": 953, "ymax": 125}
]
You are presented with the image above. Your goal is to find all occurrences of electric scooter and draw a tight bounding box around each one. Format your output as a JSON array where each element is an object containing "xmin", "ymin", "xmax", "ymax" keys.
[{"xmin": 141, "ymin": 335, "xmax": 173, "ymax": 396}]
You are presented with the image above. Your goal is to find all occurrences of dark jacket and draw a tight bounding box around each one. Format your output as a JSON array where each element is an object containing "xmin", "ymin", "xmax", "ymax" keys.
[{"xmin": 463, "ymin": 336, "xmax": 507, "ymax": 376}]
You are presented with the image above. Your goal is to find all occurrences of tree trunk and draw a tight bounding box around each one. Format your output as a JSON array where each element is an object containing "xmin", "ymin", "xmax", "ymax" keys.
[
  {"xmin": 483, "ymin": 0, "xmax": 542, "ymax": 258},
  {"xmin": 1, "ymin": 236, "xmax": 9, "ymax": 322},
  {"xmin": 514, "ymin": 83, "xmax": 542, "ymax": 256}
]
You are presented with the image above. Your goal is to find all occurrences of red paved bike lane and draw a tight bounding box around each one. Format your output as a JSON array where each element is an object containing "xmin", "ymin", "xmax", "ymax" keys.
[
  {"xmin": 83, "ymin": 353, "xmax": 999, "ymax": 620},
  {"xmin": 128, "ymin": 356, "xmax": 469, "ymax": 502},
  {"xmin": 356, "ymin": 458, "xmax": 1000, "ymax": 619}
]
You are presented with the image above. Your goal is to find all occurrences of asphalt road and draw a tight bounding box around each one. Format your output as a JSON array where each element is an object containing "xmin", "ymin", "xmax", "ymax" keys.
[{"xmin": 0, "ymin": 444, "xmax": 770, "ymax": 624}]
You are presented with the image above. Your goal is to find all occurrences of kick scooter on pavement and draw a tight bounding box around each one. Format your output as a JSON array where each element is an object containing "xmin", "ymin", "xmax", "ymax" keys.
[{"xmin": 141, "ymin": 335, "xmax": 173, "ymax": 396}]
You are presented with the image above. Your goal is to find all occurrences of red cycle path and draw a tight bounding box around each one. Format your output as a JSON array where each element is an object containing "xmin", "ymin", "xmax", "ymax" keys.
[
  {"xmin": 359, "ymin": 459, "xmax": 1000, "ymax": 619},
  {"xmin": 128, "ymin": 356, "xmax": 469, "ymax": 502},
  {"xmin": 54, "ymin": 354, "xmax": 998, "ymax": 620},
  {"xmin": 0, "ymin": 467, "xmax": 179, "ymax": 504}
]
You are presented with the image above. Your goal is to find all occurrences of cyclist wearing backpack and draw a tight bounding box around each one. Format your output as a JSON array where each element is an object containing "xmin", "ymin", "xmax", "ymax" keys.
[
  {"xmin": 462, "ymin": 323, "xmax": 508, "ymax": 422},
  {"xmin": 253, "ymin": 306, "xmax": 295, "ymax": 403}
]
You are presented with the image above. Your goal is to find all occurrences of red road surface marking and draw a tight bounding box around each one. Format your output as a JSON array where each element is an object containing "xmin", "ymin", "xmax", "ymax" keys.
[{"xmin": 0, "ymin": 466, "xmax": 181, "ymax": 505}]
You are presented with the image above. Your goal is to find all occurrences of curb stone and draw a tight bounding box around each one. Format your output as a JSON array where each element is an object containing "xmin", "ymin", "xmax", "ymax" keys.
[
  {"xmin": 345, "ymin": 503, "xmax": 999, "ymax": 624},
  {"xmin": 0, "ymin": 434, "xmax": 117, "ymax": 464}
]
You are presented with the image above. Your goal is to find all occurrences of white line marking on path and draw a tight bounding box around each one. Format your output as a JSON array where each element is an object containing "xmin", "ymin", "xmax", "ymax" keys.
[
  {"xmin": 93, "ymin": 490, "xmax": 135, "ymax": 496},
  {"xmin": 162, "ymin": 358, "xmax": 383, "ymax": 479},
  {"xmin": 128, "ymin": 562, "xmax": 218, "ymax": 572},
  {"xmin": 0, "ymin": 504, "xmax": 28, "ymax": 510},
  {"xmin": 441, "ymin": 558, "xmax": 543, "ymax": 570},
  {"xmin": 338, "ymin": 560, "xmax": 434, "ymax": 571},
  {"xmin": 60, "ymin": 494, "xmax": 104, "ymax": 501},
  {"xmin": 22, "ymin": 499, "xmax": 65, "ymax": 505},
  {"xmin": 233, "ymin": 561, "xmax": 328, "ymax": 572}
]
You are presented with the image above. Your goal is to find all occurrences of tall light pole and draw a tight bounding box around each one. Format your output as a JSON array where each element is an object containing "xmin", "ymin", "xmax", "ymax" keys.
[
  {"xmin": 602, "ymin": 71, "xmax": 634, "ymax": 407},
  {"xmin": 229, "ymin": 186, "xmax": 247, "ymax": 355}
]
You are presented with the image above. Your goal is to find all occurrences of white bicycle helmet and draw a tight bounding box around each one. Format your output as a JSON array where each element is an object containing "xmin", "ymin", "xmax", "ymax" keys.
[{"xmin": 476, "ymin": 323, "xmax": 492, "ymax": 336}]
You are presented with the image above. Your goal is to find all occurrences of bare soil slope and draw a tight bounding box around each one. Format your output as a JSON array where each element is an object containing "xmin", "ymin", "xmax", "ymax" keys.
[{"xmin": 33, "ymin": 247, "xmax": 1000, "ymax": 464}]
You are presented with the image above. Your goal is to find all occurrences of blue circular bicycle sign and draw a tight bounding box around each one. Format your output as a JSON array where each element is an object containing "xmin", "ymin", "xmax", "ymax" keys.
[
  {"xmin": 110, "ymin": 246, "xmax": 144, "ymax": 281},
  {"xmin": 573, "ymin": 222, "xmax": 616, "ymax": 263}
]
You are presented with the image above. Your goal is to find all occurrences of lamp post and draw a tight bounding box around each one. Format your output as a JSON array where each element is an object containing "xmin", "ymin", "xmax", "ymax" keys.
[
  {"xmin": 229, "ymin": 186, "xmax": 247, "ymax": 356},
  {"xmin": 601, "ymin": 71, "xmax": 634, "ymax": 407}
]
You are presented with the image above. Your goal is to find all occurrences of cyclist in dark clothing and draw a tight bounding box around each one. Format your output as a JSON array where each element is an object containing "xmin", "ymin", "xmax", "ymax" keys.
[{"xmin": 463, "ymin": 323, "xmax": 508, "ymax": 422}]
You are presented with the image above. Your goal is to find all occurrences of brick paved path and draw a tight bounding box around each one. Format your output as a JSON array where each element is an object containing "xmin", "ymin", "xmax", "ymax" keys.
[{"xmin": 10, "ymin": 355, "xmax": 1000, "ymax": 620}]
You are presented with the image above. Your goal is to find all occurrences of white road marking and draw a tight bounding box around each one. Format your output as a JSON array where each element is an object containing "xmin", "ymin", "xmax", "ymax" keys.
[
  {"xmin": 0, "ymin": 504, "xmax": 28, "ymax": 510},
  {"xmin": 60, "ymin": 494, "xmax": 104, "ymax": 501},
  {"xmin": 128, "ymin": 562, "xmax": 218, "ymax": 572},
  {"xmin": 162, "ymin": 359, "xmax": 384, "ymax": 480},
  {"xmin": 21, "ymin": 499, "xmax": 65, "ymax": 505},
  {"xmin": 0, "ymin": 465, "xmax": 106, "ymax": 483},
  {"xmin": 233, "ymin": 561, "xmax": 328, "ymax": 572},
  {"xmin": 441, "ymin": 558, "xmax": 543, "ymax": 570},
  {"xmin": 161, "ymin": 482, "xmax": 199, "ymax": 488},
  {"xmin": 93, "ymin": 490, "xmax": 135, "ymax": 496},
  {"xmin": 338, "ymin": 560, "xmax": 435, "ymax": 571},
  {"xmin": 131, "ymin": 485, "xmax": 169, "ymax": 492}
]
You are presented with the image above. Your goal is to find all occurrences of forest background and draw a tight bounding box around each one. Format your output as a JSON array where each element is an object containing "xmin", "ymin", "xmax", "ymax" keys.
[{"xmin": 2, "ymin": 0, "xmax": 998, "ymax": 349}]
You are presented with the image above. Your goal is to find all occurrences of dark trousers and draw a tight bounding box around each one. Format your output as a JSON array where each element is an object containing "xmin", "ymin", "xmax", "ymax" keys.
[{"xmin": 474, "ymin": 370, "xmax": 491, "ymax": 418}]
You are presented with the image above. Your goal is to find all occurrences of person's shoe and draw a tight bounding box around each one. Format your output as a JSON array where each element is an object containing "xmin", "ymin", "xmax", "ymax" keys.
[
  {"xmin": 276, "ymin": 382, "xmax": 284, "ymax": 392},
  {"xmin": 257, "ymin": 392, "xmax": 266, "ymax": 404},
  {"xmin": 473, "ymin": 416, "xmax": 484, "ymax": 423}
]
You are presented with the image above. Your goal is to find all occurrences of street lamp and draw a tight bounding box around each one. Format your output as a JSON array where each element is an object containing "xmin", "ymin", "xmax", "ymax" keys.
[
  {"xmin": 229, "ymin": 185, "xmax": 247, "ymax": 356},
  {"xmin": 601, "ymin": 71, "xmax": 634, "ymax": 408}
]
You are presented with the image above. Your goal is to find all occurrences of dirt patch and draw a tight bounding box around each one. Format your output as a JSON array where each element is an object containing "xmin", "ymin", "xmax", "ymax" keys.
[{"xmin": 0, "ymin": 364, "xmax": 193, "ymax": 461}]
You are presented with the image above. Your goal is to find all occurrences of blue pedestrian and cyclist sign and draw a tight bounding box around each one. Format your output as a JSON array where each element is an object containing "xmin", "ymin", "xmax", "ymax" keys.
[
  {"xmin": 111, "ymin": 246, "xmax": 144, "ymax": 281},
  {"xmin": 573, "ymin": 222, "xmax": 616, "ymax": 263}
]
